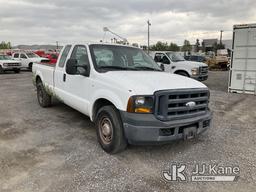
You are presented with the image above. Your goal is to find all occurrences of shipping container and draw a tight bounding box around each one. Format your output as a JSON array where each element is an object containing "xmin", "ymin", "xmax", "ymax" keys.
[{"xmin": 229, "ymin": 23, "xmax": 256, "ymax": 95}]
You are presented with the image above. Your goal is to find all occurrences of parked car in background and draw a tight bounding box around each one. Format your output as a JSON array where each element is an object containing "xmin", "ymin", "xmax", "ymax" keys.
[
  {"xmin": 12, "ymin": 52, "xmax": 49, "ymax": 70},
  {"xmin": 33, "ymin": 43, "xmax": 212, "ymax": 153},
  {"xmin": 185, "ymin": 55, "xmax": 207, "ymax": 63},
  {"xmin": 43, "ymin": 53, "xmax": 59, "ymax": 64},
  {"xmin": 0, "ymin": 54, "xmax": 21, "ymax": 74},
  {"xmin": 34, "ymin": 51, "xmax": 59, "ymax": 64},
  {"xmin": 149, "ymin": 51, "xmax": 208, "ymax": 81}
]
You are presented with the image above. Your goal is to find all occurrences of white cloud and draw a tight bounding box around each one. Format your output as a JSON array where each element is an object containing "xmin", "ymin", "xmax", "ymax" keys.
[{"xmin": 0, "ymin": 0, "xmax": 255, "ymax": 46}]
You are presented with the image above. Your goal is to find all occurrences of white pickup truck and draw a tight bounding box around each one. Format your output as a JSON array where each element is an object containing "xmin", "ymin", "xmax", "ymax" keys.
[
  {"xmin": 12, "ymin": 52, "xmax": 49, "ymax": 70},
  {"xmin": 150, "ymin": 51, "xmax": 209, "ymax": 81},
  {"xmin": 33, "ymin": 43, "xmax": 212, "ymax": 153},
  {"xmin": 0, "ymin": 54, "xmax": 21, "ymax": 74}
]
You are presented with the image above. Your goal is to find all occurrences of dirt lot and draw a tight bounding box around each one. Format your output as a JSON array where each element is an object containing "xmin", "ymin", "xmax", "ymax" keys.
[{"xmin": 0, "ymin": 71, "xmax": 255, "ymax": 192}]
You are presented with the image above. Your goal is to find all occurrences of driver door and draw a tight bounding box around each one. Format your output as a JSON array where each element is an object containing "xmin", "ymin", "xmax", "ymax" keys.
[
  {"xmin": 63, "ymin": 45, "xmax": 91, "ymax": 116},
  {"xmin": 154, "ymin": 53, "xmax": 172, "ymax": 72}
]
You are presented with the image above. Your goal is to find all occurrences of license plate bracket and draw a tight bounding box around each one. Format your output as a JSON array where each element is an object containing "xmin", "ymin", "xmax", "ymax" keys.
[{"xmin": 183, "ymin": 127, "xmax": 197, "ymax": 140}]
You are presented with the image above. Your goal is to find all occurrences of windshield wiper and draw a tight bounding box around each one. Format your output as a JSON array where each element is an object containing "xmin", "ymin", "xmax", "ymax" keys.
[{"xmin": 134, "ymin": 66, "xmax": 162, "ymax": 71}]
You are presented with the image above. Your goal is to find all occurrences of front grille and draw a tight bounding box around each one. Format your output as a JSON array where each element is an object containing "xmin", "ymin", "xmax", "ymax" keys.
[
  {"xmin": 155, "ymin": 89, "xmax": 209, "ymax": 121},
  {"xmin": 4, "ymin": 63, "xmax": 21, "ymax": 67},
  {"xmin": 199, "ymin": 66, "xmax": 208, "ymax": 75}
]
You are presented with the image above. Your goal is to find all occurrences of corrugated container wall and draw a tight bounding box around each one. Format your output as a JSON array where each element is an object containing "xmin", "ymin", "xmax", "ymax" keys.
[{"xmin": 229, "ymin": 24, "xmax": 256, "ymax": 95}]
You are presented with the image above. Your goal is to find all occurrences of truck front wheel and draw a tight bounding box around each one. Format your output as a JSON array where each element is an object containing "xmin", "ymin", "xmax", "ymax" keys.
[
  {"xmin": 36, "ymin": 81, "xmax": 51, "ymax": 107},
  {"xmin": 96, "ymin": 106, "xmax": 127, "ymax": 154}
]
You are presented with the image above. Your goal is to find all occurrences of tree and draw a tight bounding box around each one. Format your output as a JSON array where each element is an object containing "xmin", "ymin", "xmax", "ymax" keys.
[
  {"xmin": 195, "ymin": 39, "xmax": 200, "ymax": 52},
  {"xmin": 0, "ymin": 41, "xmax": 12, "ymax": 49},
  {"xmin": 181, "ymin": 40, "xmax": 192, "ymax": 52},
  {"xmin": 212, "ymin": 42, "xmax": 225, "ymax": 53},
  {"xmin": 150, "ymin": 41, "xmax": 180, "ymax": 51},
  {"xmin": 202, "ymin": 41, "xmax": 205, "ymax": 52},
  {"xmin": 150, "ymin": 41, "xmax": 169, "ymax": 51},
  {"xmin": 168, "ymin": 43, "xmax": 180, "ymax": 51}
]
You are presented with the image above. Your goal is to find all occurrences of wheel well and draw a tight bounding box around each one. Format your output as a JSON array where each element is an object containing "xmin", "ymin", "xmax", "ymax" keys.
[
  {"xmin": 92, "ymin": 99, "xmax": 115, "ymax": 122},
  {"xmin": 174, "ymin": 70, "xmax": 190, "ymax": 77}
]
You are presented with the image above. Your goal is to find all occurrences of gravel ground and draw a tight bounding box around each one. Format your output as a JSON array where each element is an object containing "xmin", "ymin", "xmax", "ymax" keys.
[{"xmin": 0, "ymin": 71, "xmax": 255, "ymax": 192}]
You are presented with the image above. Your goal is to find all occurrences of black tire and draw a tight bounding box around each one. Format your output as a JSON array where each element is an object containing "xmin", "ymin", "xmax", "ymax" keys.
[
  {"xmin": 176, "ymin": 71, "xmax": 189, "ymax": 77},
  {"xmin": 36, "ymin": 81, "xmax": 52, "ymax": 107},
  {"xmin": 28, "ymin": 63, "xmax": 33, "ymax": 71},
  {"xmin": 0, "ymin": 66, "xmax": 4, "ymax": 74},
  {"xmin": 14, "ymin": 69, "xmax": 20, "ymax": 73},
  {"xmin": 96, "ymin": 105, "xmax": 127, "ymax": 154}
]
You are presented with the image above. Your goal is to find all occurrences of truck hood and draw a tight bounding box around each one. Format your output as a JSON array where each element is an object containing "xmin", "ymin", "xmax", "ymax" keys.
[
  {"xmin": 177, "ymin": 60, "xmax": 208, "ymax": 67},
  {"xmin": 99, "ymin": 71, "xmax": 207, "ymax": 95}
]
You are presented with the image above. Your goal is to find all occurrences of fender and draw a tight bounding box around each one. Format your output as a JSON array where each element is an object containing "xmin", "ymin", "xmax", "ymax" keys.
[{"xmin": 89, "ymin": 89, "xmax": 130, "ymax": 121}]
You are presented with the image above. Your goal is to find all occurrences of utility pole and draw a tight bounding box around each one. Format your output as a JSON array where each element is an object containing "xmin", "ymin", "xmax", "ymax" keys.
[
  {"xmin": 220, "ymin": 30, "xmax": 223, "ymax": 45},
  {"xmin": 56, "ymin": 41, "xmax": 59, "ymax": 50},
  {"xmin": 147, "ymin": 20, "xmax": 151, "ymax": 54}
]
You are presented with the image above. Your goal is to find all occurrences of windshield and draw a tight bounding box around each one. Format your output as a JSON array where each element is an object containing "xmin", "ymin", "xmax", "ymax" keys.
[
  {"xmin": 89, "ymin": 44, "xmax": 161, "ymax": 71},
  {"xmin": 166, "ymin": 52, "xmax": 185, "ymax": 62},
  {"xmin": 0, "ymin": 55, "xmax": 12, "ymax": 60},
  {"xmin": 26, "ymin": 53, "xmax": 39, "ymax": 58}
]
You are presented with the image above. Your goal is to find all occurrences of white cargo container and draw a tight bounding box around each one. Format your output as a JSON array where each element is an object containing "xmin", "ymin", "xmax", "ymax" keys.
[{"xmin": 229, "ymin": 24, "xmax": 256, "ymax": 95}]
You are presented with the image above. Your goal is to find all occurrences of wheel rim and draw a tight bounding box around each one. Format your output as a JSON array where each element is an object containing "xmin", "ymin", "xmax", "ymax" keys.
[
  {"xmin": 37, "ymin": 86, "xmax": 43, "ymax": 104},
  {"xmin": 99, "ymin": 117, "xmax": 113, "ymax": 145}
]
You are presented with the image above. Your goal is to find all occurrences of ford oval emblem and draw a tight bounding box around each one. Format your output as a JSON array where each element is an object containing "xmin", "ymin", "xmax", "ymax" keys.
[{"xmin": 185, "ymin": 101, "xmax": 196, "ymax": 108}]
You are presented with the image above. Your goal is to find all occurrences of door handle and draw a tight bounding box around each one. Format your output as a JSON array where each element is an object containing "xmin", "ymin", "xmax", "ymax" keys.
[{"xmin": 63, "ymin": 74, "xmax": 66, "ymax": 82}]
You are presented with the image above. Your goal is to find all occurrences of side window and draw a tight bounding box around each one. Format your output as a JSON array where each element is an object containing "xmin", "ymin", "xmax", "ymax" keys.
[
  {"xmin": 70, "ymin": 45, "xmax": 89, "ymax": 66},
  {"xmin": 154, "ymin": 53, "xmax": 164, "ymax": 62},
  {"xmin": 70, "ymin": 45, "xmax": 90, "ymax": 74},
  {"xmin": 14, "ymin": 53, "xmax": 19, "ymax": 58},
  {"xmin": 59, "ymin": 45, "xmax": 71, "ymax": 68},
  {"xmin": 162, "ymin": 55, "xmax": 170, "ymax": 64},
  {"xmin": 20, "ymin": 53, "xmax": 27, "ymax": 59}
]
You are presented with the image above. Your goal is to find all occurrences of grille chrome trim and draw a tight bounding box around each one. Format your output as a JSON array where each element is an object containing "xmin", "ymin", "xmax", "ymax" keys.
[
  {"xmin": 154, "ymin": 88, "xmax": 209, "ymax": 121},
  {"xmin": 199, "ymin": 66, "xmax": 208, "ymax": 75}
]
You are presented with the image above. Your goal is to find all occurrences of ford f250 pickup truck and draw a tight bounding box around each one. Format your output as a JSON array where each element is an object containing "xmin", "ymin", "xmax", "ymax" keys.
[
  {"xmin": 150, "ymin": 51, "xmax": 209, "ymax": 81},
  {"xmin": 33, "ymin": 43, "xmax": 212, "ymax": 154}
]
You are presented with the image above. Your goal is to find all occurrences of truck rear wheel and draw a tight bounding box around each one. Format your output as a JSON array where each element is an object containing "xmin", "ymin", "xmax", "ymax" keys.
[
  {"xmin": 0, "ymin": 66, "xmax": 4, "ymax": 74},
  {"xmin": 36, "ymin": 81, "xmax": 52, "ymax": 107},
  {"xmin": 96, "ymin": 105, "xmax": 127, "ymax": 154}
]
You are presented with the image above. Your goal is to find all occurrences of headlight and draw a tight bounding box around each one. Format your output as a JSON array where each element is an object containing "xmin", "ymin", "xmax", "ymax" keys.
[
  {"xmin": 127, "ymin": 96, "xmax": 154, "ymax": 113},
  {"xmin": 191, "ymin": 68, "xmax": 199, "ymax": 76}
]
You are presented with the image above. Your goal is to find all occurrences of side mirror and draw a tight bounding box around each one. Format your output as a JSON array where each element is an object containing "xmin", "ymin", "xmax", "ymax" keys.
[
  {"xmin": 66, "ymin": 59, "xmax": 90, "ymax": 77},
  {"xmin": 66, "ymin": 59, "xmax": 78, "ymax": 75},
  {"xmin": 160, "ymin": 64, "xmax": 165, "ymax": 71}
]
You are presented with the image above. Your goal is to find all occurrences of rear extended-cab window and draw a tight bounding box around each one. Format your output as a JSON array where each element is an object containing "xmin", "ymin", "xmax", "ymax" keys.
[{"xmin": 58, "ymin": 45, "xmax": 71, "ymax": 67}]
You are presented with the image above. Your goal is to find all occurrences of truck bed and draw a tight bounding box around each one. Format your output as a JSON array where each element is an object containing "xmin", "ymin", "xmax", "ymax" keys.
[{"xmin": 33, "ymin": 62, "xmax": 55, "ymax": 89}]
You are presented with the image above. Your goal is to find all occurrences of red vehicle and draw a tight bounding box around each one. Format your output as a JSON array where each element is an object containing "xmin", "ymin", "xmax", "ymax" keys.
[
  {"xmin": 34, "ymin": 51, "xmax": 59, "ymax": 64},
  {"xmin": 43, "ymin": 53, "xmax": 59, "ymax": 64}
]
